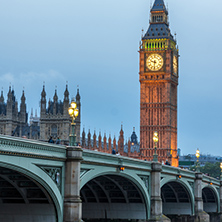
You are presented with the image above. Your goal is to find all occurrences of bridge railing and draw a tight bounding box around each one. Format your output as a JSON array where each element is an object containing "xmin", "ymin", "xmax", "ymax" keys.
[{"xmin": 0, "ymin": 134, "xmax": 67, "ymax": 161}]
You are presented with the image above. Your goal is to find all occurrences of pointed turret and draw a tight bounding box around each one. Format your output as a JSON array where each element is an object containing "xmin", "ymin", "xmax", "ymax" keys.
[
  {"xmin": 75, "ymin": 87, "xmax": 81, "ymax": 145},
  {"xmin": 87, "ymin": 129, "xmax": 91, "ymax": 149},
  {"xmin": 131, "ymin": 127, "xmax": 138, "ymax": 145},
  {"xmin": 53, "ymin": 89, "xmax": 58, "ymax": 103},
  {"xmin": 151, "ymin": 0, "xmax": 167, "ymax": 12},
  {"xmin": 53, "ymin": 89, "xmax": 58, "ymax": 114},
  {"xmin": 0, "ymin": 90, "xmax": 4, "ymax": 103},
  {"xmin": 93, "ymin": 130, "xmax": 97, "ymax": 150},
  {"xmin": 19, "ymin": 90, "xmax": 27, "ymax": 123},
  {"xmin": 21, "ymin": 90, "xmax": 25, "ymax": 103},
  {"xmin": 40, "ymin": 85, "xmax": 46, "ymax": 117},
  {"xmin": 118, "ymin": 125, "xmax": 124, "ymax": 154},
  {"xmin": 0, "ymin": 90, "xmax": 6, "ymax": 115},
  {"xmin": 113, "ymin": 135, "xmax": 116, "ymax": 152},
  {"xmin": 82, "ymin": 128, "xmax": 86, "ymax": 148},
  {"xmin": 41, "ymin": 85, "xmax": 46, "ymax": 99},
  {"xmin": 63, "ymin": 84, "xmax": 69, "ymax": 117},
  {"xmin": 108, "ymin": 134, "xmax": 112, "ymax": 153},
  {"xmin": 64, "ymin": 84, "xmax": 69, "ymax": 101},
  {"xmin": 103, "ymin": 133, "xmax": 107, "ymax": 151},
  {"xmin": 7, "ymin": 86, "xmax": 12, "ymax": 103},
  {"xmin": 98, "ymin": 131, "xmax": 102, "ymax": 151},
  {"xmin": 6, "ymin": 87, "xmax": 13, "ymax": 119},
  {"xmin": 76, "ymin": 88, "xmax": 81, "ymax": 101},
  {"xmin": 142, "ymin": 0, "xmax": 174, "ymax": 42}
]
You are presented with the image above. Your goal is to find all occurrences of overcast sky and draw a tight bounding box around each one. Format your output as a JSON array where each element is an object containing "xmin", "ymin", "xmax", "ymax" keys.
[{"xmin": 0, "ymin": 0, "xmax": 221, "ymax": 156}]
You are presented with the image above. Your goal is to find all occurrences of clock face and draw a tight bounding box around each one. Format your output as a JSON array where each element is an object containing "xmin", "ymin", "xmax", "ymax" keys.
[
  {"xmin": 173, "ymin": 56, "xmax": 178, "ymax": 75},
  {"xmin": 146, "ymin": 54, "xmax": 164, "ymax": 71}
]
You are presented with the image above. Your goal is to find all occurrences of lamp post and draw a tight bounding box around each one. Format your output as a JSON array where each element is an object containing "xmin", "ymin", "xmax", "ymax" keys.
[
  {"xmin": 68, "ymin": 100, "xmax": 79, "ymax": 146},
  {"xmin": 220, "ymin": 162, "xmax": 222, "ymax": 180},
  {"xmin": 153, "ymin": 131, "xmax": 158, "ymax": 162},
  {"xmin": 196, "ymin": 148, "xmax": 200, "ymax": 172}
]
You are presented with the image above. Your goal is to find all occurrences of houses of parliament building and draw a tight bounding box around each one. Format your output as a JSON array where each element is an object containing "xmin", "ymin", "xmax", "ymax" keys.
[
  {"xmin": 0, "ymin": 85, "xmax": 81, "ymax": 145},
  {"xmin": 0, "ymin": 0, "xmax": 179, "ymax": 166}
]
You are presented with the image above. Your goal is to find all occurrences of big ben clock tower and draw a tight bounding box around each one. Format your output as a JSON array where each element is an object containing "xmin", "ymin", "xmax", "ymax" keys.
[{"xmin": 139, "ymin": 0, "xmax": 179, "ymax": 167}]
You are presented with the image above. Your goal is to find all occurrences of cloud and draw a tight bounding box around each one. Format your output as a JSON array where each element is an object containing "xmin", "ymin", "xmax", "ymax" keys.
[{"xmin": 0, "ymin": 70, "xmax": 65, "ymax": 90}]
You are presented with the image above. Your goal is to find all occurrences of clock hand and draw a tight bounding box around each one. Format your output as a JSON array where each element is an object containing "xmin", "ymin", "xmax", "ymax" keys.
[{"xmin": 153, "ymin": 60, "xmax": 156, "ymax": 69}]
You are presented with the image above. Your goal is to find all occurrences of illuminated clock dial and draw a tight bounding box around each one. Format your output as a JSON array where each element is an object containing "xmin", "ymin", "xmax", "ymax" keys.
[
  {"xmin": 146, "ymin": 54, "xmax": 163, "ymax": 71},
  {"xmin": 173, "ymin": 55, "xmax": 178, "ymax": 75}
]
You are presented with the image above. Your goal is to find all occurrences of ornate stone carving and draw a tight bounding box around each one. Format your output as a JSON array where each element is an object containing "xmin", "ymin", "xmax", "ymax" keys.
[{"xmin": 40, "ymin": 166, "xmax": 62, "ymax": 191}]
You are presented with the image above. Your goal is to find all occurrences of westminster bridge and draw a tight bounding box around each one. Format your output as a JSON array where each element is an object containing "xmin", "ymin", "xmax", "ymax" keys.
[{"xmin": 0, "ymin": 135, "xmax": 221, "ymax": 222}]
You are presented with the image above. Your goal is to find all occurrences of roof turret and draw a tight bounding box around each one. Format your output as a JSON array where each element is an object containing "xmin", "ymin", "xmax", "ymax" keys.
[
  {"xmin": 0, "ymin": 90, "xmax": 4, "ymax": 103},
  {"xmin": 142, "ymin": 0, "xmax": 174, "ymax": 41},
  {"xmin": 53, "ymin": 89, "xmax": 58, "ymax": 103},
  {"xmin": 151, "ymin": 0, "xmax": 167, "ymax": 12},
  {"xmin": 76, "ymin": 88, "xmax": 80, "ymax": 101},
  {"xmin": 64, "ymin": 84, "xmax": 69, "ymax": 101},
  {"xmin": 21, "ymin": 90, "xmax": 25, "ymax": 103},
  {"xmin": 41, "ymin": 85, "xmax": 46, "ymax": 99}
]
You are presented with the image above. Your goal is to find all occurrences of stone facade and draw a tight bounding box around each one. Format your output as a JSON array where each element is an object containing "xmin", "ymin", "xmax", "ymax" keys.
[
  {"xmin": 139, "ymin": 0, "xmax": 179, "ymax": 166},
  {"xmin": 0, "ymin": 87, "xmax": 28, "ymax": 137},
  {"xmin": 40, "ymin": 85, "xmax": 81, "ymax": 145},
  {"xmin": 0, "ymin": 85, "xmax": 81, "ymax": 145}
]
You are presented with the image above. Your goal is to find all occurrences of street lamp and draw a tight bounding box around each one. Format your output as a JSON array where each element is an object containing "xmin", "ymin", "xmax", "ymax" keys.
[
  {"xmin": 153, "ymin": 131, "xmax": 158, "ymax": 162},
  {"xmin": 196, "ymin": 148, "xmax": 200, "ymax": 172},
  {"xmin": 220, "ymin": 162, "xmax": 222, "ymax": 180},
  {"xmin": 68, "ymin": 100, "xmax": 79, "ymax": 146}
]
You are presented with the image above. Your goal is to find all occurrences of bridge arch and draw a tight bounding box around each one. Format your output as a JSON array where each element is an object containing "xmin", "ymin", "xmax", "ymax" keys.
[
  {"xmin": 161, "ymin": 178, "xmax": 195, "ymax": 217},
  {"xmin": 81, "ymin": 169, "xmax": 150, "ymax": 221},
  {"xmin": 202, "ymin": 185, "xmax": 220, "ymax": 213},
  {"xmin": 0, "ymin": 159, "xmax": 63, "ymax": 222}
]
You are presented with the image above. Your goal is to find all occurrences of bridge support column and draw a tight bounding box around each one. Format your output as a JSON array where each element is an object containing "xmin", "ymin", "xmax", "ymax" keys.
[
  {"xmin": 149, "ymin": 162, "xmax": 170, "ymax": 222},
  {"xmin": 194, "ymin": 172, "xmax": 209, "ymax": 222},
  {"xmin": 63, "ymin": 147, "xmax": 83, "ymax": 222},
  {"xmin": 213, "ymin": 181, "xmax": 222, "ymax": 221}
]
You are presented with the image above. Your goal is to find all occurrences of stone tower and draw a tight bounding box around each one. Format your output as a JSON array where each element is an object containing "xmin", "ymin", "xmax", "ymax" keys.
[
  {"xmin": 139, "ymin": 0, "xmax": 179, "ymax": 166},
  {"xmin": 0, "ymin": 87, "xmax": 28, "ymax": 137},
  {"xmin": 40, "ymin": 85, "xmax": 81, "ymax": 145}
]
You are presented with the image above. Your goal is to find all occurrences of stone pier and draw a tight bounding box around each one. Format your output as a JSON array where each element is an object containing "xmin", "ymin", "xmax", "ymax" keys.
[
  {"xmin": 63, "ymin": 147, "xmax": 83, "ymax": 222},
  {"xmin": 149, "ymin": 162, "xmax": 170, "ymax": 222}
]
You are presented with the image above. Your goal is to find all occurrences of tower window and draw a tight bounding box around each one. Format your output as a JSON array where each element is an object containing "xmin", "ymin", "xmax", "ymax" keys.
[
  {"xmin": 158, "ymin": 33, "xmax": 160, "ymax": 36},
  {"xmin": 151, "ymin": 28, "xmax": 153, "ymax": 31},
  {"xmin": 152, "ymin": 33, "xmax": 154, "ymax": 36},
  {"xmin": 156, "ymin": 28, "xmax": 158, "ymax": 31}
]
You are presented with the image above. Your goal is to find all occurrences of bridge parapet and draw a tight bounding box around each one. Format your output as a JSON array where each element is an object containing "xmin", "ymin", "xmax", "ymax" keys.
[
  {"xmin": 82, "ymin": 148, "xmax": 152, "ymax": 172},
  {"xmin": 0, "ymin": 134, "xmax": 67, "ymax": 161}
]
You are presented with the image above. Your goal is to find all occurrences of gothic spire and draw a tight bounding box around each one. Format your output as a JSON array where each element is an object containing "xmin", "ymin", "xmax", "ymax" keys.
[
  {"xmin": 151, "ymin": 0, "xmax": 167, "ymax": 12},
  {"xmin": 143, "ymin": 0, "xmax": 173, "ymax": 41},
  {"xmin": 7, "ymin": 86, "xmax": 12, "ymax": 101},
  {"xmin": 76, "ymin": 88, "xmax": 80, "ymax": 101},
  {"xmin": 21, "ymin": 90, "xmax": 25, "ymax": 103},
  {"xmin": 53, "ymin": 89, "xmax": 58, "ymax": 103},
  {"xmin": 64, "ymin": 84, "xmax": 69, "ymax": 101},
  {"xmin": 41, "ymin": 85, "xmax": 46, "ymax": 99},
  {"xmin": 0, "ymin": 90, "xmax": 4, "ymax": 103}
]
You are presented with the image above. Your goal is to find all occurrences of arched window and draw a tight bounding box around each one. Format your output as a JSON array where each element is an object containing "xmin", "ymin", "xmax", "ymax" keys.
[{"xmin": 51, "ymin": 125, "xmax": 57, "ymax": 138}]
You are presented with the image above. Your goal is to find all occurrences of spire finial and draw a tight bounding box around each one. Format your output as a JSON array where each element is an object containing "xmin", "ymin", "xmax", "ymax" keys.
[{"xmin": 174, "ymin": 32, "xmax": 177, "ymax": 41}]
